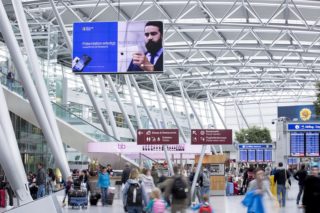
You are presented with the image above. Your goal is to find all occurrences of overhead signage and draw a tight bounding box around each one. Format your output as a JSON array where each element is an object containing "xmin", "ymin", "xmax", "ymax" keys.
[
  {"xmin": 288, "ymin": 123, "xmax": 320, "ymax": 131},
  {"xmin": 240, "ymin": 150, "xmax": 248, "ymax": 162},
  {"xmin": 305, "ymin": 132, "xmax": 319, "ymax": 157},
  {"xmin": 87, "ymin": 142, "xmax": 212, "ymax": 154},
  {"xmin": 238, "ymin": 144, "xmax": 273, "ymax": 149},
  {"xmin": 290, "ymin": 132, "xmax": 305, "ymax": 157},
  {"xmin": 264, "ymin": 150, "xmax": 272, "ymax": 162},
  {"xmin": 191, "ymin": 129, "xmax": 232, "ymax": 145},
  {"xmin": 137, "ymin": 129, "xmax": 179, "ymax": 145},
  {"xmin": 288, "ymin": 157, "xmax": 299, "ymax": 165},
  {"xmin": 278, "ymin": 105, "xmax": 315, "ymax": 121},
  {"xmin": 238, "ymin": 143, "xmax": 273, "ymax": 162},
  {"xmin": 248, "ymin": 149, "xmax": 256, "ymax": 162},
  {"xmin": 72, "ymin": 21, "xmax": 164, "ymax": 74}
]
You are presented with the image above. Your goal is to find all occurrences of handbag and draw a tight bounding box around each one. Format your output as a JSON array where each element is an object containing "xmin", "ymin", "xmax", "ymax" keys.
[{"xmin": 285, "ymin": 170, "xmax": 290, "ymax": 189}]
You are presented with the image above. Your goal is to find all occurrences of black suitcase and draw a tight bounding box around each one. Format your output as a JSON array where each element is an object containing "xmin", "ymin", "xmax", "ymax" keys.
[
  {"xmin": 89, "ymin": 193, "xmax": 101, "ymax": 206},
  {"xmin": 106, "ymin": 192, "xmax": 114, "ymax": 205}
]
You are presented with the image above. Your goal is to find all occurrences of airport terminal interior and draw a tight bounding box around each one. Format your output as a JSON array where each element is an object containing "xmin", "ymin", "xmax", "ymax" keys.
[{"xmin": 0, "ymin": 0, "xmax": 320, "ymax": 212}]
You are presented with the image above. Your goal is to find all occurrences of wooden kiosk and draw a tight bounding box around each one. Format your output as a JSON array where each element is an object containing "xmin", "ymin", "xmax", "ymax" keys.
[{"xmin": 195, "ymin": 154, "xmax": 227, "ymax": 196}]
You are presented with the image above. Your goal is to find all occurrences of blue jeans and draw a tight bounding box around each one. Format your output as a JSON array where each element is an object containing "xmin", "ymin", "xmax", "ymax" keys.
[
  {"xmin": 101, "ymin": 187, "xmax": 108, "ymax": 205},
  {"xmin": 37, "ymin": 184, "xmax": 46, "ymax": 199},
  {"xmin": 127, "ymin": 206, "xmax": 143, "ymax": 213},
  {"xmin": 201, "ymin": 186, "xmax": 210, "ymax": 196},
  {"xmin": 296, "ymin": 185, "xmax": 304, "ymax": 204},
  {"xmin": 277, "ymin": 184, "xmax": 286, "ymax": 207}
]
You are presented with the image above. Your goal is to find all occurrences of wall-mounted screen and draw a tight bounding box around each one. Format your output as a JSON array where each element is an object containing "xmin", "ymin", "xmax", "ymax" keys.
[
  {"xmin": 248, "ymin": 149, "xmax": 256, "ymax": 162},
  {"xmin": 73, "ymin": 21, "xmax": 164, "ymax": 74},
  {"xmin": 264, "ymin": 150, "xmax": 272, "ymax": 162},
  {"xmin": 306, "ymin": 132, "xmax": 320, "ymax": 157},
  {"xmin": 240, "ymin": 150, "xmax": 248, "ymax": 162},
  {"xmin": 256, "ymin": 149, "xmax": 264, "ymax": 162},
  {"xmin": 290, "ymin": 132, "xmax": 305, "ymax": 157}
]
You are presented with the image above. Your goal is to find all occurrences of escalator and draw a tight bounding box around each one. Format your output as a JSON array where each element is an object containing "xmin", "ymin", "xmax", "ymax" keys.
[{"xmin": 0, "ymin": 72, "xmax": 138, "ymax": 168}]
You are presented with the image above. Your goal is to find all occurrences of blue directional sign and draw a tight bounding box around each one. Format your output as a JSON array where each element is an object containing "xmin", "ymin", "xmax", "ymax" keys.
[
  {"xmin": 288, "ymin": 123, "xmax": 320, "ymax": 131},
  {"xmin": 238, "ymin": 144, "xmax": 273, "ymax": 149}
]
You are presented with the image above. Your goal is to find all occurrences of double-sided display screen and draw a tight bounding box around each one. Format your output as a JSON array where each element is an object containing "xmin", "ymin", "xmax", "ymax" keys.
[
  {"xmin": 73, "ymin": 21, "xmax": 164, "ymax": 74},
  {"xmin": 306, "ymin": 132, "xmax": 320, "ymax": 156},
  {"xmin": 290, "ymin": 132, "xmax": 305, "ymax": 157}
]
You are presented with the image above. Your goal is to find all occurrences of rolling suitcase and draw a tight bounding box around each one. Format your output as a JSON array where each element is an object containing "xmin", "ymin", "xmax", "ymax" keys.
[
  {"xmin": 106, "ymin": 187, "xmax": 115, "ymax": 205},
  {"xmin": 226, "ymin": 182, "xmax": 234, "ymax": 196},
  {"xmin": 0, "ymin": 189, "xmax": 6, "ymax": 208}
]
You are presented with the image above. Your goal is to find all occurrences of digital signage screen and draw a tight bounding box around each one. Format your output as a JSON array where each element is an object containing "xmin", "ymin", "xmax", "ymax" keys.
[
  {"xmin": 264, "ymin": 150, "xmax": 272, "ymax": 162},
  {"xmin": 256, "ymin": 149, "xmax": 264, "ymax": 162},
  {"xmin": 306, "ymin": 132, "xmax": 320, "ymax": 157},
  {"xmin": 240, "ymin": 150, "xmax": 248, "ymax": 162},
  {"xmin": 290, "ymin": 132, "xmax": 305, "ymax": 157},
  {"xmin": 73, "ymin": 21, "xmax": 164, "ymax": 74},
  {"xmin": 248, "ymin": 149, "xmax": 256, "ymax": 162}
]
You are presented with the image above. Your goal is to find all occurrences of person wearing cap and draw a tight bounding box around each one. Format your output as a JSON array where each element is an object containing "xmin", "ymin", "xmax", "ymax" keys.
[{"xmin": 302, "ymin": 164, "xmax": 320, "ymax": 213}]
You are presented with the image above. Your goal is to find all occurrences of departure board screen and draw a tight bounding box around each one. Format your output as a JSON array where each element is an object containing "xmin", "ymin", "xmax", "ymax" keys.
[
  {"xmin": 248, "ymin": 149, "xmax": 256, "ymax": 162},
  {"xmin": 290, "ymin": 132, "xmax": 305, "ymax": 157},
  {"xmin": 264, "ymin": 150, "xmax": 272, "ymax": 162},
  {"xmin": 256, "ymin": 149, "xmax": 264, "ymax": 162},
  {"xmin": 306, "ymin": 132, "xmax": 320, "ymax": 157},
  {"xmin": 240, "ymin": 150, "xmax": 248, "ymax": 162}
]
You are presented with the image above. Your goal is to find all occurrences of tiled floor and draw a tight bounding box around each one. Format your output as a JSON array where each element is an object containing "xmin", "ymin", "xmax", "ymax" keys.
[
  {"xmin": 59, "ymin": 180, "xmax": 304, "ymax": 213},
  {"xmin": 1, "ymin": 180, "xmax": 305, "ymax": 213}
]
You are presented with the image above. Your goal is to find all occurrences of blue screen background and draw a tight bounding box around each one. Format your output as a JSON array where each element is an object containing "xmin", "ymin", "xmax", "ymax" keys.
[{"xmin": 73, "ymin": 22, "xmax": 118, "ymax": 73}]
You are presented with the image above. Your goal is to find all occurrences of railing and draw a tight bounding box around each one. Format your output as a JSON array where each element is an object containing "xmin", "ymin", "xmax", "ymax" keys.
[{"xmin": 0, "ymin": 72, "xmax": 118, "ymax": 142}]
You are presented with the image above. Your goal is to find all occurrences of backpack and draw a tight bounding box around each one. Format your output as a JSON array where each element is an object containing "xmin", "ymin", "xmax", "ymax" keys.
[
  {"xmin": 199, "ymin": 204, "xmax": 212, "ymax": 213},
  {"xmin": 152, "ymin": 199, "xmax": 166, "ymax": 213},
  {"xmin": 171, "ymin": 176, "xmax": 188, "ymax": 199},
  {"xmin": 126, "ymin": 182, "xmax": 143, "ymax": 206}
]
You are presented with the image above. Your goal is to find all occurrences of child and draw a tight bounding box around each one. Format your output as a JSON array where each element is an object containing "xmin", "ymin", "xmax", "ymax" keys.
[
  {"xmin": 191, "ymin": 194, "xmax": 214, "ymax": 213},
  {"xmin": 62, "ymin": 176, "xmax": 73, "ymax": 207},
  {"xmin": 144, "ymin": 188, "xmax": 167, "ymax": 213}
]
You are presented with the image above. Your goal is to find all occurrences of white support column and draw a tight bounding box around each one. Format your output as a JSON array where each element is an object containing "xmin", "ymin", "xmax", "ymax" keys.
[
  {"xmin": 98, "ymin": 76, "xmax": 119, "ymax": 140},
  {"xmin": 235, "ymin": 101, "xmax": 250, "ymax": 128},
  {"xmin": 130, "ymin": 76, "xmax": 174, "ymax": 175},
  {"xmin": 106, "ymin": 76, "xmax": 137, "ymax": 141},
  {"xmin": 179, "ymin": 81, "xmax": 192, "ymax": 130},
  {"xmin": 124, "ymin": 75, "xmax": 143, "ymax": 129},
  {"xmin": 152, "ymin": 76, "xmax": 174, "ymax": 176},
  {"xmin": 207, "ymin": 92, "xmax": 217, "ymax": 129},
  {"xmin": 11, "ymin": 0, "xmax": 70, "ymax": 179},
  {"xmin": 208, "ymin": 94, "xmax": 227, "ymax": 129},
  {"xmin": 82, "ymin": 75, "xmax": 112, "ymax": 136},
  {"xmin": 207, "ymin": 92, "xmax": 224, "ymax": 155},
  {"xmin": 155, "ymin": 79, "xmax": 188, "ymax": 143},
  {"xmin": 0, "ymin": 0, "xmax": 71, "ymax": 179},
  {"xmin": 49, "ymin": 0, "xmax": 112, "ymax": 139},
  {"xmin": 0, "ymin": 86, "xmax": 33, "ymax": 205},
  {"xmin": 207, "ymin": 93, "xmax": 223, "ymax": 154},
  {"xmin": 130, "ymin": 76, "xmax": 158, "ymax": 129},
  {"xmin": 182, "ymin": 87, "xmax": 219, "ymax": 201}
]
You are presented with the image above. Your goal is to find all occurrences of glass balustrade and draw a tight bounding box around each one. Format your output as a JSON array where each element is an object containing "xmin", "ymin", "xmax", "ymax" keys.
[{"xmin": 0, "ymin": 72, "xmax": 118, "ymax": 142}]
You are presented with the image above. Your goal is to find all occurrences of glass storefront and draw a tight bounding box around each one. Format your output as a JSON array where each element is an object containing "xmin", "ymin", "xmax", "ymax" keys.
[{"xmin": 8, "ymin": 112, "xmax": 54, "ymax": 173}]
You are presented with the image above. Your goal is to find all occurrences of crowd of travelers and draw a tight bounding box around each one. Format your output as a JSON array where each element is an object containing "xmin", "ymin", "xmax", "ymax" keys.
[{"xmin": 1, "ymin": 160, "xmax": 320, "ymax": 213}]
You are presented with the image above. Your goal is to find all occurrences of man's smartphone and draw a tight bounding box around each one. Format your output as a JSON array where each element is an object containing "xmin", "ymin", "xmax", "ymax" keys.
[{"xmin": 72, "ymin": 54, "xmax": 92, "ymax": 72}]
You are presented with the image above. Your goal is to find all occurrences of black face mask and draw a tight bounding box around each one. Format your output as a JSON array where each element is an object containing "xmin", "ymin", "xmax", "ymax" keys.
[{"xmin": 146, "ymin": 39, "xmax": 162, "ymax": 55}]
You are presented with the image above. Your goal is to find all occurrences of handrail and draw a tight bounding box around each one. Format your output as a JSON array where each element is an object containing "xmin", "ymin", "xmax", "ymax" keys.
[{"xmin": 0, "ymin": 71, "xmax": 119, "ymax": 142}]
